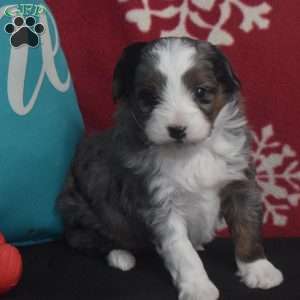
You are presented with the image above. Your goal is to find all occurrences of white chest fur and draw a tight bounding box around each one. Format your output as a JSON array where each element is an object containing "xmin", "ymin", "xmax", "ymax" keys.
[{"xmin": 150, "ymin": 127, "xmax": 248, "ymax": 247}]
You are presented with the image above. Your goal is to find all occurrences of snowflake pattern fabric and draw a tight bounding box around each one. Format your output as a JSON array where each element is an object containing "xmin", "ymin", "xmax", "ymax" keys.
[
  {"xmin": 253, "ymin": 125, "xmax": 300, "ymax": 228},
  {"xmin": 46, "ymin": 1, "xmax": 300, "ymax": 236},
  {"xmin": 118, "ymin": 0, "xmax": 272, "ymax": 45}
]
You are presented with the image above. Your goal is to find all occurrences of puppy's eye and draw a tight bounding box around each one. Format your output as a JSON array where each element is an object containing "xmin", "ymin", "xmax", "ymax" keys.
[{"xmin": 193, "ymin": 87, "xmax": 210, "ymax": 104}]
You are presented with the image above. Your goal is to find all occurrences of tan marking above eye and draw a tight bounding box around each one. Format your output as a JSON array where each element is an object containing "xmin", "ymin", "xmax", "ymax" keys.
[{"xmin": 210, "ymin": 87, "xmax": 227, "ymax": 120}]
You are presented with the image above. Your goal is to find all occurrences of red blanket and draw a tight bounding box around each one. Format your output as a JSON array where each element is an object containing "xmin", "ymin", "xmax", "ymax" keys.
[{"xmin": 47, "ymin": 0, "xmax": 300, "ymax": 237}]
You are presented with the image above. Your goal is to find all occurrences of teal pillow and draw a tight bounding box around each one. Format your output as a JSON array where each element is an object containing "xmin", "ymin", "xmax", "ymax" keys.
[{"xmin": 0, "ymin": 1, "xmax": 84, "ymax": 245}]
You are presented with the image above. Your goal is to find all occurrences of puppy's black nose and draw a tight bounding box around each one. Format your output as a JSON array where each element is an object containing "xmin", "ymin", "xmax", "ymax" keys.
[{"xmin": 168, "ymin": 126, "xmax": 186, "ymax": 141}]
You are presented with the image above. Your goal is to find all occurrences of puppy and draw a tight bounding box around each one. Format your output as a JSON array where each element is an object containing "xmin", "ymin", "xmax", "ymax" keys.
[{"xmin": 57, "ymin": 37, "xmax": 283, "ymax": 300}]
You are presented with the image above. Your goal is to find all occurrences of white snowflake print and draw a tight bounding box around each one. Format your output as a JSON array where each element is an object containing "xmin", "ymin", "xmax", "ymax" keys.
[
  {"xmin": 217, "ymin": 124, "xmax": 300, "ymax": 232},
  {"xmin": 117, "ymin": 0, "xmax": 272, "ymax": 46},
  {"xmin": 253, "ymin": 124, "xmax": 300, "ymax": 227}
]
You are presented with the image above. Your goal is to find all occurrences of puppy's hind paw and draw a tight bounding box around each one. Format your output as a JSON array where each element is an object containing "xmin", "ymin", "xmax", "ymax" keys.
[
  {"xmin": 195, "ymin": 244, "xmax": 205, "ymax": 251},
  {"xmin": 107, "ymin": 249, "xmax": 136, "ymax": 271},
  {"xmin": 179, "ymin": 278, "xmax": 219, "ymax": 300},
  {"xmin": 237, "ymin": 259, "xmax": 283, "ymax": 289}
]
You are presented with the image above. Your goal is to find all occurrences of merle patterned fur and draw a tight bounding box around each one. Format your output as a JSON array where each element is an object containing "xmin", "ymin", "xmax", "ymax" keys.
[{"xmin": 57, "ymin": 37, "xmax": 283, "ymax": 300}]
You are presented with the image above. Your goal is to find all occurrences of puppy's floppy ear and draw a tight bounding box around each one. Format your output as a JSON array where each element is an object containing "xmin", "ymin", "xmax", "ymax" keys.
[
  {"xmin": 112, "ymin": 42, "xmax": 147, "ymax": 102},
  {"xmin": 211, "ymin": 45, "xmax": 240, "ymax": 94}
]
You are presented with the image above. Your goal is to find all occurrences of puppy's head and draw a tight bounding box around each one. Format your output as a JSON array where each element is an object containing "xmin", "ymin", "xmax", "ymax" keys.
[{"xmin": 113, "ymin": 37, "xmax": 240, "ymax": 145}]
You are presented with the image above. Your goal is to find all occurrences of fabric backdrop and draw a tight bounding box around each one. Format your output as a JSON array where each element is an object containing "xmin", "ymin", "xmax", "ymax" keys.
[{"xmin": 46, "ymin": 0, "xmax": 300, "ymax": 237}]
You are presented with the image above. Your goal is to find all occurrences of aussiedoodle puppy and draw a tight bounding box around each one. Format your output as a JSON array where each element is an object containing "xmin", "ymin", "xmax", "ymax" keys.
[{"xmin": 57, "ymin": 37, "xmax": 283, "ymax": 300}]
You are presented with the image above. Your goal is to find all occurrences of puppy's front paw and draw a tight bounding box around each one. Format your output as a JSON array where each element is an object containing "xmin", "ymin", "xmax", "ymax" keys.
[
  {"xmin": 179, "ymin": 278, "xmax": 219, "ymax": 300},
  {"xmin": 237, "ymin": 259, "xmax": 283, "ymax": 289},
  {"xmin": 107, "ymin": 249, "xmax": 136, "ymax": 271}
]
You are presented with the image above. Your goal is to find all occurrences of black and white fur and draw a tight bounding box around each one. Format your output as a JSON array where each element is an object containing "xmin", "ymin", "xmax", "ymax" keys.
[{"xmin": 57, "ymin": 38, "xmax": 283, "ymax": 300}]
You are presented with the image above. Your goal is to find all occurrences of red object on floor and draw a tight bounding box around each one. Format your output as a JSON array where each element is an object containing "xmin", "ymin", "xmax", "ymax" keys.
[
  {"xmin": 46, "ymin": 1, "xmax": 300, "ymax": 237},
  {"xmin": 0, "ymin": 233, "xmax": 23, "ymax": 295}
]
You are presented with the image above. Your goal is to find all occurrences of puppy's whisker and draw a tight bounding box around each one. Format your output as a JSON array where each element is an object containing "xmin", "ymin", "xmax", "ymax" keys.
[{"xmin": 130, "ymin": 110, "xmax": 144, "ymax": 131}]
